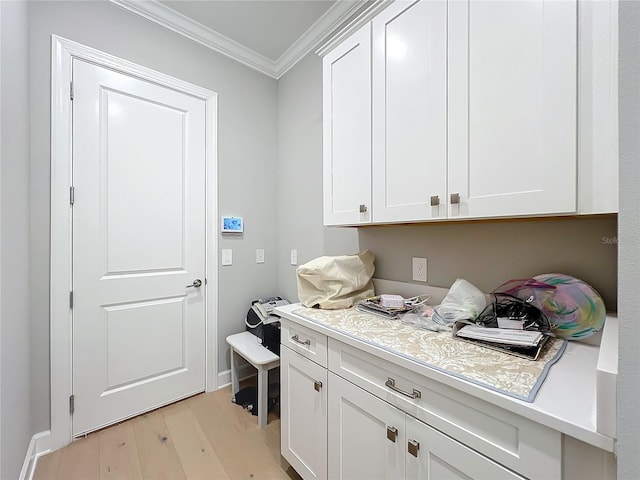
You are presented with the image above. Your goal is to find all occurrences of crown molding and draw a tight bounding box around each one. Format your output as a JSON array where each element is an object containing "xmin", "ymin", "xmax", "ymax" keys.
[
  {"xmin": 110, "ymin": 0, "xmax": 370, "ymax": 79},
  {"xmin": 316, "ymin": 0, "xmax": 392, "ymax": 57},
  {"xmin": 273, "ymin": 0, "xmax": 368, "ymax": 78}
]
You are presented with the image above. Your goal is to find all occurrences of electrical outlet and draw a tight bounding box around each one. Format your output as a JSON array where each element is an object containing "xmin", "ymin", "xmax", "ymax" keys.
[
  {"xmin": 290, "ymin": 249, "xmax": 298, "ymax": 266},
  {"xmin": 256, "ymin": 249, "xmax": 265, "ymax": 264},
  {"xmin": 412, "ymin": 257, "xmax": 427, "ymax": 282}
]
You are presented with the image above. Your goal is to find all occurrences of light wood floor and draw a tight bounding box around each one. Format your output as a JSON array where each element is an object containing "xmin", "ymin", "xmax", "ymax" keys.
[{"xmin": 33, "ymin": 384, "xmax": 302, "ymax": 480}]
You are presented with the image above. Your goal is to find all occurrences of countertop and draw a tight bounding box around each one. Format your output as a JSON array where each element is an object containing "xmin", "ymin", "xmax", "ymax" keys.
[{"xmin": 275, "ymin": 302, "xmax": 616, "ymax": 453}]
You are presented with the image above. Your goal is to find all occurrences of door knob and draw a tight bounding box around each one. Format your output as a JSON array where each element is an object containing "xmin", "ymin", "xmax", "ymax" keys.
[{"xmin": 186, "ymin": 279, "xmax": 202, "ymax": 288}]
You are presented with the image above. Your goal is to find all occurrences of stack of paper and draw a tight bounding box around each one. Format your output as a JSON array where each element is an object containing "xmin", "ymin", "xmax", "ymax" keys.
[
  {"xmin": 454, "ymin": 324, "xmax": 550, "ymax": 360},
  {"xmin": 456, "ymin": 325, "xmax": 544, "ymax": 346}
]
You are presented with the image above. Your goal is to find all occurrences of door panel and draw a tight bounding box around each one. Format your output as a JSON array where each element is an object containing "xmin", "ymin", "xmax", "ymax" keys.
[
  {"xmin": 281, "ymin": 346, "xmax": 328, "ymax": 480},
  {"xmin": 372, "ymin": 0, "xmax": 447, "ymax": 222},
  {"xmin": 323, "ymin": 24, "xmax": 372, "ymax": 225},
  {"xmin": 104, "ymin": 89, "xmax": 186, "ymax": 273},
  {"xmin": 448, "ymin": 0, "xmax": 577, "ymax": 218},
  {"xmin": 72, "ymin": 58, "xmax": 206, "ymax": 435},
  {"xmin": 104, "ymin": 297, "xmax": 186, "ymax": 390},
  {"xmin": 405, "ymin": 416, "xmax": 524, "ymax": 479},
  {"xmin": 328, "ymin": 372, "xmax": 404, "ymax": 480}
]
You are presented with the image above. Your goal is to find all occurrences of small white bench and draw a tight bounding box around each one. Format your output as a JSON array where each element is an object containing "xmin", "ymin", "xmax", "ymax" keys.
[{"xmin": 226, "ymin": 331, "xmax": 280, "ymax": 428}]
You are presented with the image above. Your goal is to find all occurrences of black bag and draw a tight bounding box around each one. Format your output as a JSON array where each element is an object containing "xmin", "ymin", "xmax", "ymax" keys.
[
  {"xmin": 233, "ymin": 384, "xmax": 280, "ymax": 416},
  {"xmin": 246, "ymin": 307, "xmax": 281, "ymax": 356}
]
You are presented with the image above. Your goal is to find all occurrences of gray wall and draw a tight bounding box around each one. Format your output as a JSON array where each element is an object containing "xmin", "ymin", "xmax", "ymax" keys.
[
  {"xmin": 359, "ymin": 217, "xmax": 617, "ymax": 310},
  {"xmin": 28, "ymin": 0, "xmax": 279, "ymax": 434},
  {"xmin": 1, "ymin": 1, "xmax": 32, "ymax": 477},
  {"xmin": 617, "ymin": 0, "xmax": 640, "ymax": 477},
  {"xmin": 276, "ymin": 53, "xmax": 358, "ymax": 302}
]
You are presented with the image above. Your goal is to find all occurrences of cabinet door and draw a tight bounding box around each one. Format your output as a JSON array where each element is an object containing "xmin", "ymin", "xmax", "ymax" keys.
[
  {"xmin": 448, "ymin": 0, "xmax": 577, "ymax": 219},
  {"xmin": 372, "ymin": 0, "xmax": 447, "ymax": 223},
  {"xmin": 405, "ymin": 416, "xmax": 524, "ymax": 479},
  {"xmin": 281, "ymin": 346, "xmax": 328, "ymax": 480},
  {"xmin": 323, "ymin": 24, "xmax": 372, "ymax": 226},
  {"xmin": 328, "ymin": 372, "xmax": 405, "ymax": 480}
]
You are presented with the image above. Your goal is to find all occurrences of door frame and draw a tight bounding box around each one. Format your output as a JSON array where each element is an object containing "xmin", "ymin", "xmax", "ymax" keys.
[{"xmin": 50, "ymin": 35, "xmax": 219, "ymax": 450}]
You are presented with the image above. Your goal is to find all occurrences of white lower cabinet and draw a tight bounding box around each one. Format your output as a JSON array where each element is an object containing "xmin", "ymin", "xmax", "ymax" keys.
[
  {"xmin": 328, "ymin": 372, "xmax": 523, "ymax": 480},
  {"xmin": 328, "ymin": 372, "xmax": 405, "ymax": 479},
  {"xmin": 279, "ymin": 316, "xmax": 615, "ymax": 480},
  {"xmin": 404, "ymin": 415, "xmax": 523, "ymax": 480},
  {"xmin": 281, "ymin": 345, "xmax": 328, "ymax": 480}
]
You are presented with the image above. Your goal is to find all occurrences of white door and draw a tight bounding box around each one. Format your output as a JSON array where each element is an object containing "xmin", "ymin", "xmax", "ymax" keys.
[
  {"xmin": 448, "ymin": 0, "xmax": 577, "ymax": 219},
  {"xmin": 280, "ymin": 346, "xmax": 328, "ymax": 480},
  {"xmin": 323, "ymin": 23, "xmax": 372, "ymax": 226},
  {"xmin": 72, "ymin": 58, "xmax": 206, "ymax": 435},
  {"xmin": 405, "ymin": 416, "xmax": 524, "ymax": 479},
  {"xmin": 328, "ymin": 372, "xmax": 405, "ymax": 479},
  {"xmin": 372, "ymin": 0, "xmax": 447, "ymax": 223}
]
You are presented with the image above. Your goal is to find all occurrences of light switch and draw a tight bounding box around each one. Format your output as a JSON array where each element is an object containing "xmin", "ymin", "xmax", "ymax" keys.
[
  {"xmin": 222, "ymin": 249, "xmax": 233, "ymax": 266},
  {"xmin": 256, "ymin": 249, "xmax": 265, "ymax": 264},
  {"xmin": 290, "ymin": 249, "xmax": 298, "ymax": 266}
]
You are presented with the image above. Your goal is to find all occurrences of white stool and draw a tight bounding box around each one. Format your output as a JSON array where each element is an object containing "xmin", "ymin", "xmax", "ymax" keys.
[{"xmin": 226, "ymin": 331, "xmax": 280, "ymax": 428}]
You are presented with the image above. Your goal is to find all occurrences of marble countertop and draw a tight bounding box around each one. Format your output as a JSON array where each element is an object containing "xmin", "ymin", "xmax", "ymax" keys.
[{"xmin": 276, "ymin": 302, "xmax": 616, "ymax": 452}]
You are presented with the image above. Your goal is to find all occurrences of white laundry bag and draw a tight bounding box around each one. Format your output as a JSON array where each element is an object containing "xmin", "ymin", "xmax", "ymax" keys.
[{"xmin": 296, "ymin": 250, "xmax": 375, "ymax": 309}]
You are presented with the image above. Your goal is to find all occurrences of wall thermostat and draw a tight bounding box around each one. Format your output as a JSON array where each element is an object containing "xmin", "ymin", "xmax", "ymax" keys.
[{"xmin": 221, "ymin": 216, "xmax": 243, "ymax": 233}]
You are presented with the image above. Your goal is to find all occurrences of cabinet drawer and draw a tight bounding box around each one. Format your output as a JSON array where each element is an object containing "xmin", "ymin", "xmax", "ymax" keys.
[
  {"xmin": 281, "ymin": 318, "xmax": 328, "ymax": 368},
  {"xmin": 328, "ymin": 338, "xmax": 561, "ymax": 479}
]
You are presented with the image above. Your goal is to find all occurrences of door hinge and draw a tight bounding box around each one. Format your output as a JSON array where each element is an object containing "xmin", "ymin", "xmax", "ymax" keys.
[
  {"xmin": 70, "ymin": 186, "xmax": 75, "ymax": 205},
  {"xmin": 70, "ymin": 81, "xmax": 74, "ymax": 101},
  {"xmin": 69, "ymin": 394, "xmax": 75, "ymax": 415},
  {"xmin": 69, "ymin": 291, "xmax": 73, "ymax": 309}
]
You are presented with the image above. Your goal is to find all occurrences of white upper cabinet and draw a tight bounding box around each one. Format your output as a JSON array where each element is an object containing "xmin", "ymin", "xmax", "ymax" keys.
[
  {"xmin": 447, "ymin": 0, "xmax": 577, "ymax": 219},
  {"xmin": 321, "ymin": 0, "xmax": 617, "ymax": 226},
  {"xmin": 323, "ymin": 24, "xmax": 372, "ymax": 226},
  {"xmin": 372, "ymin": 0, "xmax": 448, "ymax": 223}
]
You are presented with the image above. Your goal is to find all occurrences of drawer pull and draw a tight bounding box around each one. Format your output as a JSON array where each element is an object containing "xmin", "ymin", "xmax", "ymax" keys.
[
  {"xmin": 314, "ymin": 380, "xmax": 323, "ymax": 392},
  {"xmin": 408, "ymin": 439, "xmax": 420, "ymax": 457},
  {"xmin": 385, "ymin": 377, "xmax": 421, "ymax": 399},
  {"xmin": 386, "ymin": 426, "xmax": 398, "ymax": 442},
  {"xmin": 291, "ymin": 334, "xmax": 311, "ymax": 346}
]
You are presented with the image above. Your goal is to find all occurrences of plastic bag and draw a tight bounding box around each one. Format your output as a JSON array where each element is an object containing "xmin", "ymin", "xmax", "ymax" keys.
[
  {"xmin": 432, "ymin": 279, "xmax": 487, "ymax": 327},
  {"xmin": 296, "ymin": 250, "xmax": 375, "ymax": 309},
  {"xmin": 400, "ymin": 305, "xmax": 446, "ymax": 332},
  {"xmin": 475, "ymin": 278, "xmax": 556, "ymax": 332}
]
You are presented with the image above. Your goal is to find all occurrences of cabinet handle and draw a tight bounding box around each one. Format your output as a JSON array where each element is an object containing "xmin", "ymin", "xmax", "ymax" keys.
[
  {"xmin": 359, "ymin": 204, "xmax": 368, "ymax": 213},
  {"xmin": 430, "ymin": 195, "xmax": 440, "ymax": 206},
  {"xmin": 408, "ymin": 439, "xmax": 420, "ymax": 457},
  {"xmin": 291, "ymin": 334, "xmax": 311, "ymax": 346},
  {"xmin": 385, "ymin": 377, "xmax": 421, "ymax": 399},
  {"xmin": 386, "ymin": 426, "xmax": 398, "ymax": 442},
  {"xmin": 450, "ymin": 193, "xmax": 461, "ymax": 204},
  {"xmin": 314, "ymin": 380, "xmax": 322, "ymax": 392}
]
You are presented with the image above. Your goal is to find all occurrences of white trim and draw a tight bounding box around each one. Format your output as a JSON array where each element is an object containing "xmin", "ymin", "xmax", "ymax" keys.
[
  {"xmin": 50, "ymin": 35, "xmax": 218, "ymax": 451},
  {"xmin": 272, "ymin": 0, "xmax": 367, "ymax": 77},
  {"xmin": 109, "ymin": 0, "xmax": 368, "ymax": 79},
  {"xmin": 217, "ymin": 365, "xmax": 261, "ymax": 391},
  {"xmin": 19, "ymin": 430, "xmax": 51, "ymax": 480},
  {"xmin": 315, "ymin": 0, "xmax": 393, "ymax": 57}
]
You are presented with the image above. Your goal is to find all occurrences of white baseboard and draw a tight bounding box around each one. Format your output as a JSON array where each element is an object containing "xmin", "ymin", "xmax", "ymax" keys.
[
  {"xmin": 19, "ymin": 430, "xmax": 51, "ymax": 480},
  {"xmin": 217, "ymin": 363, "xmax": 261, "ymax": 391},
  {"xmin": 218, "ymin": 368, "xmax": 232, "ymax": 388}
]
